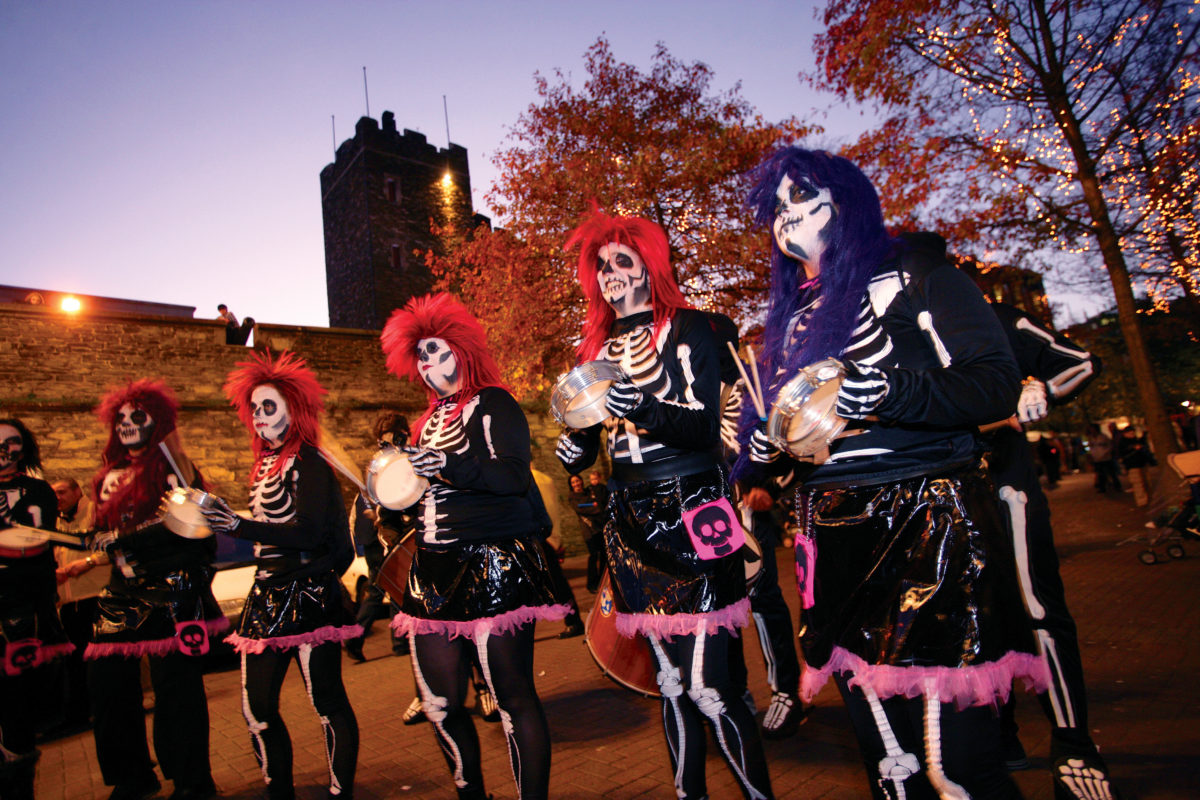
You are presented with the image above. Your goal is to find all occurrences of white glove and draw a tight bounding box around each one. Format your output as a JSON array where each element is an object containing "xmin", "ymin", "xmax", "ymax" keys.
[
  {"xmin": 748, "ymin": 427, "xmax": 782, "ymax": 463},
  {"xmin": 200, "ymin": 495, "xmax": 242, "ymax": 533},
  {"xmin": 406, "ymin": 446, "xmax": 448, "ymax": 478},
  {"xmin": 1017, "ymin": 378, "xmax": 1048, "ymax": 423},
  {"xmin": 555, "ymin": 432, "xmax": 587, "ymax": 469},
  {"xmin": 604, "ymin": 380, "xmax": 644, "ymax": 418},
  {"xmin": 92, "ymin": 530, "xmax": 120, "ymax": 552},
  {"xmin": 835, "ymin": 361, "xmax": 890, "ymax": 419}
]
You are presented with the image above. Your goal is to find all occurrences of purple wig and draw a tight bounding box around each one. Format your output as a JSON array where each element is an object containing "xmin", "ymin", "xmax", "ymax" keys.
[{"xmin": 734, "ymin": 147, "xmax": 899, "ymax": 478}]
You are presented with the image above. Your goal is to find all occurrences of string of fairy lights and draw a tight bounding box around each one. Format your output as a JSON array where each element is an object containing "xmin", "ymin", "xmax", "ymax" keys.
[{"xmin": 913, "ymin": 2, "xmax": 1200, "ymax": 318}]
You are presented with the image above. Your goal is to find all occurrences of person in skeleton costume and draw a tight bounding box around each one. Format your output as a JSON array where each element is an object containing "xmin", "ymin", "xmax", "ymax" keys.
[
  {"xmin": 556, "ymin": 208, "xmax": 773, "ymax": 800},
  {"xmin": 70, "ymin": 381, "xmax": 223, "ymax": 800},
  {"xmin": 975, "ymin": 301, "xmax": 1121, "ymax": 799},
  {"xmin": 707, "ymin": 312, "xmax": 809, "ymax": 741},
  {"xmin": 0, "ymin": 418, "xmax": 72, "ymax": 800},
  {"xmin": 739, "ymin": 147, "xmax": 1049, "ymax": 799},
  {"xmin": 379, "ymin": 292, "xmax": 568, "ymax": 800},
  {"xmin": 198, "ymin": 351, "xmax": 360, "ymax": 800}
]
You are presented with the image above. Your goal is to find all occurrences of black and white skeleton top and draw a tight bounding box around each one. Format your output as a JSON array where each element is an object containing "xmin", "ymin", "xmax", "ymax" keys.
[
  {"xmin": 232, "ymin": 444, "xmax": 353, "ymax": 584},
  {"xmin": 413, "ymin": 387, "xmax": 539, "ymax": 548},
  {"xmin": 790, "ymin": 235, "xmax": 1021, "ymax": 487},
  {"xmin": 574, "ymin": 309, "xmax": 722, "ymax": 475},
  {"xmin": 991, "ymin": 302, "xmax": 1099, "ymax": 403},
  {"xmin": 0, "ymin": 473, "xmax": 56, "ymax": 533}
]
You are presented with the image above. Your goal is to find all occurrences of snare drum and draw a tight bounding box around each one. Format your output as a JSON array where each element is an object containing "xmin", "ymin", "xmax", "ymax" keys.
[
  {"xmin": 0, "ymin": 524, "xmax": 50, "ymax": 556},
  {"xmin": 161, "ymin": 487, "xmax": 216, "ymax": 539},
  {"xmin": 584, "ymin": 571, "xmax": 660, "ymax": 697},
  {"xmin": 366, "ymin": 447, "xmax": 429, "ymax": 510},
  {"xmin": 550, "ymin": 361, "xmax": 627, "ymax": 430},
  {"xmin": 766, "ymin": 359, "xmax": 848, "ymax": 458}
]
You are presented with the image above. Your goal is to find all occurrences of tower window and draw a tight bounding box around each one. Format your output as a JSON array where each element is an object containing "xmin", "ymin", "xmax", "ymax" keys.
[
  {"xmin": 385, "ymin": 177, "xmax": 400, "ymax": 203},
  {"xmin": 391, "ymin": 244, "xmax": 403, "ymax": 271}
]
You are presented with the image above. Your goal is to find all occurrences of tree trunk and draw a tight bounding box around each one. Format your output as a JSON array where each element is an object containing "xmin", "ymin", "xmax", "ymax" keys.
[{"xmin": 1042, "ymin": 75, "xmax": 1179, "ymax": 480}]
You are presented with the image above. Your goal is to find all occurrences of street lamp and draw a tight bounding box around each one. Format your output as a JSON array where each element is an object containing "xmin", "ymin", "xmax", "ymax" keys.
[{"xmin": 60, "ymin": 296, "xmax": 81, "ymax": 313}]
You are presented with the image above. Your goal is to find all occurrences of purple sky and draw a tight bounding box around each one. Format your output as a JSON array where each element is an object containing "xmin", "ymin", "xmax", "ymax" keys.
[{"xmin": 0, "ymin": 1, "xmax": 1108, "ymax": 328}]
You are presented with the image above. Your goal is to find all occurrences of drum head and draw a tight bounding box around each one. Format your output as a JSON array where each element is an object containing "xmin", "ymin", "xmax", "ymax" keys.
[
  {"xmin": 0, "ymin": 525, "xmax": 49, "ymax": 552},
  {"xmin": 767, "ymin": 359, "xmax": 848, "ymax": 458},
  {"xmin": 162, "ymin": 488, "xmax": 215, "ymax": 539},
  {"xmin": 584, "ymin": 572, "xmax": 660, "ymax": 697},
  {"xmin": 368, "ymin": 449, "xmax": 429, "ymax": 510},
  {"xmin": 551, "ymin": 361, "xmax": 626, "ymax": 429}
]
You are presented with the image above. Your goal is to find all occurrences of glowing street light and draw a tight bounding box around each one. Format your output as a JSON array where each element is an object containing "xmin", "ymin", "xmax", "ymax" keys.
[
  {"xmin": 60, "ymin": 296, "xmax": 82, "ymax": 313},
  {"xmin": 441, "ymin": 171, "xmax": 453, "ymax": 188}
]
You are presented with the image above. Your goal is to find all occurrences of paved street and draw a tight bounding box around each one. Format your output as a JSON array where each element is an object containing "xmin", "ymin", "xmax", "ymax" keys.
[{"xmin": 35, "ymin": 470, "xmax": 1200, "ymax": 798}]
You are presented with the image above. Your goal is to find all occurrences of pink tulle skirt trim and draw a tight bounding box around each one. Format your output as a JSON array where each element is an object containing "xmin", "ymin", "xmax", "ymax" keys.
[
  {"xmin": 39, "ymin": 642, "xmax": 77, "ymax": 662},
  {"xmin": 225, "ymin": 624, "xmax": 364, "ymax": 655},
  {"xmin": 800, "ymin": 645, "xmax": 1052, "ymax": 709},
  {"xmin": 614, "ymin": 597, "xmax": 750, "ymax": 640},
  {"xmin": 390, "ymin": 604, "xmax": 572, "ymax": 641},
  {"xmin": 85, "ymin": 617, "xmax": 231, "ymax": 660}
]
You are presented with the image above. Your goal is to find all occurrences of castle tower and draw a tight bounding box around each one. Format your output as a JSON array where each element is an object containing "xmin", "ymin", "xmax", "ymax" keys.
[{"xmin": 321, "ymin": 111, "xmax": 478, "ymax": 329}]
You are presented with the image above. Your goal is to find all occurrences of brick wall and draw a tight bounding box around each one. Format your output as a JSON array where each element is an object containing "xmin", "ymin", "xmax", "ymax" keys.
[{"xmin": 0, "ymin": 303, "xmax": 587, "ymax": 552}]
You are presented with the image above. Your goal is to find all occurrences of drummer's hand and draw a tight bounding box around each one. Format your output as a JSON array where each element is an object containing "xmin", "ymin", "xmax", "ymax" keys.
[
  {"xmin": 200, "ymin": 496, "xmax": 242, "ymax": 533},
  {"xmin": 1017, "ymin": 378, "xmax": 1048, "ymax": 423},
  {"xmin": 604, "ymin": 380, "xmax": 644, "ymax": 418},
  {"xmin": 58, "ymin": 559, "xmax": 92, "ymax": 581},
  {"xmin": 406, "ymin": 446, "xmax": 448, "ymax": 478},
  {"xmin": 92, "ymin": 530, "xmax": 120, "ymax": 553},
  {"xmin": 835, "ymin": 361, "xmax": 890, "ymax": 420},
  {"xmin": 555, "ymin": 432, "xmax": 587, "ymax": 468},
  {"xmin": 748, "ymin": 427, "xmax": 782, "ymax": 463}
]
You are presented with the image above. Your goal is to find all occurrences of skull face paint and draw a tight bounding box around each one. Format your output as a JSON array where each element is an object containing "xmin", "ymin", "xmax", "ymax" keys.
[
  {"xmin": 114, "ymin": 403, "xmax": 155, "ymax": 451},
  {"xmin": 417, "ymin": 337, "xmax": 460, "ymax": 398},
  {"xmin": 250, "ymin": 385, "xmax": 290, "ymax": 448},
  {"xmin": 597, "ymin": 242, "xmax": 652, "ymax": 319},
  {"xmin": 0, "ymin": 424, "xmax": 22, "ymax": 476},
  {"xmin": 773, "ymin": 175, "xmax": 836, "ymax": 271}
]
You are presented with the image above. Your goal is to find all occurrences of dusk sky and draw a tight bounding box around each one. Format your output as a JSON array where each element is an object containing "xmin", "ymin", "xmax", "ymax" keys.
[{"xmin": 1, "ymin": 1, "xmax": 1107, "ymax": 328}]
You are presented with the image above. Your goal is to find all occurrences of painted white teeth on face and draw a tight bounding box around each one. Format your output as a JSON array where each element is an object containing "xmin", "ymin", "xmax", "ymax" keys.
[
  {"xmin": 417, "ymin": 337, "xmax": 460, "ymax": 398},
  {"xmin": 773, "ymin": 175, "xmax": 835, "ymax": 266},
  {"xmin": 250, "ymin": 384, "xmax": 290, "ymax": 447}
]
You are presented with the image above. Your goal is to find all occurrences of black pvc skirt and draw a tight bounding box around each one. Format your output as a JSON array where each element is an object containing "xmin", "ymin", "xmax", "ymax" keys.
[
  {"xmin": 400, "ymin": 537, "xmax": 562, "ymax": 623},
  {"xmin": 93, "ymin": 564, "xmax": 223, "ymax": 645},
  {"xmin": 799, "ymin": 464, "xmax": 1036, "ymax": 672},
  {"xmin": 605, "ymin": 466, "xmax": 746, "ymax": 617}
]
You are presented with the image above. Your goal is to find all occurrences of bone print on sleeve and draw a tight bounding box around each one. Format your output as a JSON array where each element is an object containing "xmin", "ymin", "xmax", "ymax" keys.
[
  {"xmin": 871, "ymin": 263, "xmax": 1021, "ymax": 427},
  {"xmin": 439, "ymin": 388, "xmax": 532, "ymax": 496},
  {"xmin": 992, "ymin": 302, "xmax": 1100, "ymax": 405}
]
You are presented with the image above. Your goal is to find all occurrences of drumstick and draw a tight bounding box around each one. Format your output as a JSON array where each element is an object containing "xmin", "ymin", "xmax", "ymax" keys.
[
  {"xmin": 747, "ymin": 345, "xmax": 767, "ymax": 421},
  {"xmin": 726, "ymin": 341, "xmax": 766, "ymax": 420},
  {"xmin": 158, "ymin": 440, "xmax": 188, "ymax": 486},
  {"xmin": 317, "ymin": 447, "xmax": 369, "ymax": 494}
]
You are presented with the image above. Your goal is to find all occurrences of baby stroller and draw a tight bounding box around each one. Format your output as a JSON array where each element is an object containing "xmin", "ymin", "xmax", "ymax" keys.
[{"xmin": 1136, "ymin": 450, "xmax": 1200, "ymax": 565}]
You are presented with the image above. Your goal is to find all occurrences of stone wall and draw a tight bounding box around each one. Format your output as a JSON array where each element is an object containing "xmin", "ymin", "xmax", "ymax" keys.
[{"xmin": 0, "ymin": 303, "xmax": 587, "ymax": 552}]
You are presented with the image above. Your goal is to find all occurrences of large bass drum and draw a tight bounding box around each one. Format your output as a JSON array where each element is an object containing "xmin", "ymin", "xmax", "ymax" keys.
[
  {"xmin": 550, "ymin": 361, "xmax": 627, "ymax": 430},
  {"xmin": 375, "ymin": 531, "xmax": 415, "ymax": 602},
  {"xmin": 366, "ymin": 447, "xmax": 429, "ymax": 510},
  {"xmin": 766, "ymin": 359, "xmax": 848, "ymax": 458},
  {"xmin": 584, "ymin": 571, "xmax": 659, "ymax": 698}
]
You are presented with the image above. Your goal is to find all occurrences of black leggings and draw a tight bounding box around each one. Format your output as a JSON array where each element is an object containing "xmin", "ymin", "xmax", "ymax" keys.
[
  {"xmin": 648, "ymin": 628, "xmax": 774, "ymax": 800},
  {"xmin": 837, "ymin": 676, "xmax": 1019, "ymax": 799},
  {"xmin": 410, "ymin": 624, "xmax": 549, "ymax": 800},
  {"xmin": 241, "ymin": 642, "xmax": 358, "ymax": 799}
]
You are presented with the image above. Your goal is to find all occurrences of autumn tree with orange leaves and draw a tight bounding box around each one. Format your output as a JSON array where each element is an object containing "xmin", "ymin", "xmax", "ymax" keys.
[
  {"xmin": 811, "ymin": 0, "xmax": 1199, "ymax": 472},
  {"xmin": 428, "ymin": 37, "xmax": 813, "ymax": 400}
]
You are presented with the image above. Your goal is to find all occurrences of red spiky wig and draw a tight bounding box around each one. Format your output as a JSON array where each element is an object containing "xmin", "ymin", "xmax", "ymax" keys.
[
  {"xmin": 224, "ymin": 350, "xmax": 326, "ymax": 480},
  {"xmin": 564, "ymin": 203, "xmax": 690, "ymax": 362},
  {"xmin": 92, "ymin": 379, "xmax": 181, "ymax": 531},
  {"xmin": 380, "ymin": 293, "xmax": 506, "ymax": 436}
]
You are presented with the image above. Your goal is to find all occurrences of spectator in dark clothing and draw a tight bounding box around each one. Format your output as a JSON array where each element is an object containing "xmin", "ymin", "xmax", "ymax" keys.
[
  {"xmin": 1038, "ymin": 434, "xmax": 1063, "ymax": 488},
  {"xmin": 1087, "ymin": 424, "xmax": 1121, "ymax": 493},
  {"xmin": 569, "ymin": 474, "xmax": 605, "ymax": 592}
]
